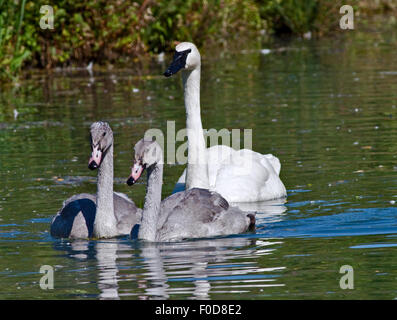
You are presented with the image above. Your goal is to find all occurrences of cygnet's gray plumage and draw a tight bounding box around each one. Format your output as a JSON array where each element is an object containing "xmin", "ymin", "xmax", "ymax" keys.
[
  {"xmin": 50, "ymin": 122, "xmax": 141, "ymax": 239},
  {"xmin": 127, "ymin": 138, "xmax": 255, "ymax": 242}
]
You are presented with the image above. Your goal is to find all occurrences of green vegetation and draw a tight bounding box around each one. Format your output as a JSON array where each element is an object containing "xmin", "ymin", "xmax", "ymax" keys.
[{"xmin": 0, "ymin": 0, "xmax": 396, "ymax": 82}]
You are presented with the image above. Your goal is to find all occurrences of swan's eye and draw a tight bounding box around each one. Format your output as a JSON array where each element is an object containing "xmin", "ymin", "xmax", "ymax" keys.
[{"xmin": 103, "ymin": 132, "xmax": 106, "ymax": 137}]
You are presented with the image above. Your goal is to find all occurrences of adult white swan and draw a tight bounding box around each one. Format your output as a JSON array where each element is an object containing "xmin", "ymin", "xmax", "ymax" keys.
[
  {"xmin": 50, "ymin": 121, "xmax": 141, "ymax": 238},
  {"xmin": 126, "ymin": 138, "xmax": 255, "ymax": 242},
  {"xmin": 163, "ymin": 42, "xmax": 287, "ymax": 202}
]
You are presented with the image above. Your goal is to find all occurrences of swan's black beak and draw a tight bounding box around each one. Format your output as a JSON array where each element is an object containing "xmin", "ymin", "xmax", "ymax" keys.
[{"xmin": 164, "ymin": 48, "xmax": 191, "ymax": 77}]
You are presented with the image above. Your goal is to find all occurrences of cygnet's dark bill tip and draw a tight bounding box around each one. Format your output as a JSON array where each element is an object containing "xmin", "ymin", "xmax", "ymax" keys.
[
  {"xmin": 88, "ymin": 160, "xmax": 99, "ymax": 170},
  {"xmin": 126, "ymin": 162, "xmax": 145, "ymax": 186},
  {"xmin": 88, "ymin": 145, "xmax": 102, "ymax": 170},
  {"xmin": 163, "ymin": 48, "xmax": 191, "ymax": 77},
  {"xmin": 126, "ymin": 176, "xmax": 136, "ymax": 186}
]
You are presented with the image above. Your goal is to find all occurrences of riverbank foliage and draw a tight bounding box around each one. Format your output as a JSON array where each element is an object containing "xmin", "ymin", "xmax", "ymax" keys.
[{"xmin": 0, "ymin": 0, "xmax": 396, "ymax": 82}]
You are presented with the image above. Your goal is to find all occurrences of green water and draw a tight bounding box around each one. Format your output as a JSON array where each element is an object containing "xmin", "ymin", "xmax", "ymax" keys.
[{"xmin": 0, "ymin": 26, "xmax": 396, "ymax": 299}]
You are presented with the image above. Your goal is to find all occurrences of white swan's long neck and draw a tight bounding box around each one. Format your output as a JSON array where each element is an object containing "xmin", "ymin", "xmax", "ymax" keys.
[
  {"xmin": 94, "ymin": 144, "xmax": 117, "ymax": 238},
  {"xmin": 182, "ymin": 67, "xmax": 209, "ymax": 190},
  {"xmin": 138, "ymin": 163, "xmax": 163, "ymax": 242}
]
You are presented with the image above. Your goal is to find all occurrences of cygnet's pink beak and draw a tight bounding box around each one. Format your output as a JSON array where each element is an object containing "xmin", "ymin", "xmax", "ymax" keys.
[
  {"xmin": 126, "ymin": 161, "xmax": 145, "ymax": 186},
  {"xmin": 88, "ymin": 145, "xmax": 102, "ymax": 170}
]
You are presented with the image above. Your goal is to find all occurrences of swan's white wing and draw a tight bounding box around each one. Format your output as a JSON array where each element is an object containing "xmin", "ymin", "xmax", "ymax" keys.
[
  {"xmin": 173, "ymin": 145, "xmax": 286, "ymax": 202},
  {"xmin": 214, "ymin": 153, "xmax": 269, "ymax": 202},
  {"xmin": 213, "ymin": 148, "xmax": 286, "ymax": 202},
  {"xmin": 173, "ymin": 145, "xmax": 235, "ymax": 192},
  {"xmin": 207, "ymin": 145, "xmax": 234, "ymax": 187},
  {"xmin": 262, "ymin": 153, "xmax": 281, "ymax": 176}
]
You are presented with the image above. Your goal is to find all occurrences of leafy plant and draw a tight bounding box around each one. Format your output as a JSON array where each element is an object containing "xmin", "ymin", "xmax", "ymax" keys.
[{"xmin": 0, "ymin": 0, "xmax": 393, "ymax": 83}]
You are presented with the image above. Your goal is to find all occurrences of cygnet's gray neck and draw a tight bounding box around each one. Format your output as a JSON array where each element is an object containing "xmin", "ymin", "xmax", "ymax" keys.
[
  {"xmin": 94, "ymin": 144, "xmax": 117, "ymax": 237},
  {"xmin": 138, "ymin": 162, "xmax": 163, "ymax": 242}
]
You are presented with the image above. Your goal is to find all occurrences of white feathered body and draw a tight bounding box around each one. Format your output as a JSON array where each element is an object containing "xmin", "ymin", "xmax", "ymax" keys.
[{"xmin": 175, "ymin": 145, "xmax": 287, "ymax": 202}]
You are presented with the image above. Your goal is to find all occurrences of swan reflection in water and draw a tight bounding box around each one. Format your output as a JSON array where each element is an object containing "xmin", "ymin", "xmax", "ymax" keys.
[
  {"xmin": 54, "ymin": 198, "xmax": 287, "ymax": 299},
  {"xmin": 95, "ymin": 240, "xmax": 123, "ymax": 299},
  {"xmin": 135, "ymin": 236, "xmax": 286, "ymax": 300},
  {"xmin": 61, "ymin": 239, "xmax": 124, "ymax": 300}
]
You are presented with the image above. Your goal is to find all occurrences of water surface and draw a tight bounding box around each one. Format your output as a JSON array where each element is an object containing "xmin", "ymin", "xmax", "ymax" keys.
[{"xmin": 0, "ymin": 27, "xmax": 396, "ymax": 299}]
